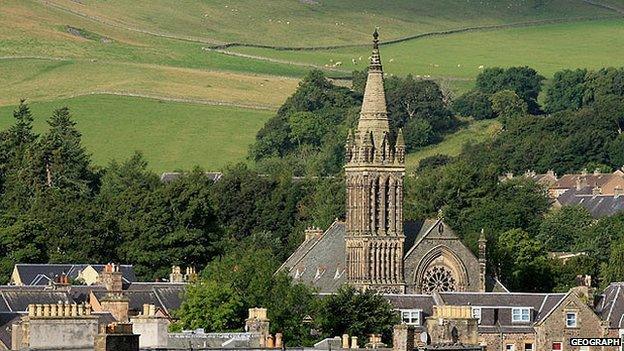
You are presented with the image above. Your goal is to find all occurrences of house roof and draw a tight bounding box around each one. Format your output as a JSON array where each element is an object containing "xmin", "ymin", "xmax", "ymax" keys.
[
  {"xmin": 12, "ymin": 264, "xmax": 136, "ymax": 286},
  {"xmin": 0, "ymin": 312, "xmax": 22, "ymax": 349},
  {"xmin": 596, "ymin": 282, "xmax": 624, "ymax": 328},
  {"xmin": 556, "ymin": 189, "xmax": 624, "ymax": 218}
]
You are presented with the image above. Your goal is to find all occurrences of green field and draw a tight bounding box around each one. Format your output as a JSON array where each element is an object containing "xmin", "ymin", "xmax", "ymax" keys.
[
  {"xmin": 2, "ymin": 0, "xmax": 624, "ymax": 170},
  {"xmin": 406, "ymin": 119, "xmax": 501, "ymax": 172},
  {"xmin": 230, "ymin": 18, "xmax": 624, "ymax": 81},
  {"xmin": 0, "ymin": 95, "xmax": 272, "ymax": 172},
  {"xmin": 44, "ymin": 0, "xmax": 614, "ymax": 46}
]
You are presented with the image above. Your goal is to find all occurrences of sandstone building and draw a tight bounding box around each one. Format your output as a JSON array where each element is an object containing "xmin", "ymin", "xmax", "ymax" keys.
[{"xmin": 279, "ymin": 31, "xmax": 499, "ymax": 295}]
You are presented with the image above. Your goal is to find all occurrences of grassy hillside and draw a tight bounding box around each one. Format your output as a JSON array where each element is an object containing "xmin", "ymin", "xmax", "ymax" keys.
[
  {"xmin": 405, "ymin": 119, "xmax": 502, "ymax": 172},
  {"xmin": 1, "ymin": 0, "xmax": 623, "ymax": 170},
  {"xmin": 0, "ymin": 95, "xmax": 272, "ymax": 172},
  {"xmin": 230, "ymin": 18, "xmax": 624, "ymax": 81},
  {"xmin": 43, "ymin": 0, "xmax": 614, "ymax": 46}
]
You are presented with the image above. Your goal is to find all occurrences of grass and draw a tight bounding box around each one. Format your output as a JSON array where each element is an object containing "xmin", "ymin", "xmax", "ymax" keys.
[
  {"xmin": 44, "ymin": 0, "xmax": 613, "ymax": 46},
  {"xmin": 1, "ymin": 0, "xmax": 623, "ymax": 171},
  {"xmin": 230, "ymin": 18, "xmax": 624, "ymax": 80},
  {"xmin": 0, "ymin": 95, "xmax": 273, "ymax": 172},
  {"xmin": 405, "ymin": 119, "xmax": 501, "ymax": 172},
  {"xmin": 0, "ymin": 58, "xmax": 299, "ymax": 109}
]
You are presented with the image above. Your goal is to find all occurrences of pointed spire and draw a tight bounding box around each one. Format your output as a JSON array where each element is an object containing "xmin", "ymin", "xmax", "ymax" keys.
[
  {"xmin": 396, "ymin": 128, "xmax": 405, "ymax": 147},
  {"xmin": 357, "ymin": 28, "xmax": 389, "ymax": 143},
  {"xmin": 370, "ymin": 27, "xmax": 382, "ymax": 72}
]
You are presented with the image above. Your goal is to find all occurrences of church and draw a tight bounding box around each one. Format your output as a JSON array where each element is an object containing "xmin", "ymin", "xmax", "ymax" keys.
[{"xmin": 278, "ymin": 30, "xmax": 504, "ymax": 295}]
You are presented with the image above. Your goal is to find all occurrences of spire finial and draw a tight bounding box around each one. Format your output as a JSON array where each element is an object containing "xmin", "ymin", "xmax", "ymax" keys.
[
  {"xmin": 373, "ymin": 27, "xmax": 379, "ymax": 48},
  {"xmin": 370, "ymin": 27, "xmax": 382, "ymax": 71}
]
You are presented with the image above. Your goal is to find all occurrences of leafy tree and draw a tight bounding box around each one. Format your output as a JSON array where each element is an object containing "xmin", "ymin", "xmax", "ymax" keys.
[
  {"xmin": 173, "ymin": 279, "xmax": 243, "ymax": 332},
  {"xmin": 544, "ymin": 69, "xmax": 587, "ymax": 113},
  {"xmin": 600, "ymin": 239, "xmax": 624, "ymax": 287},
  {"xmin": 493, "ymin": 229, "xmax": 554, "ymax": 292},
  {"xmin": 609, "ymin": 134, "xmax": 624, "ymax": 167},
  {"xmin": 452, "ymin": 90, "xmax": 494, "ymax": 120},
  {"xmin": 577, "ymin": 213, "xmax": 624, "ymax": 263},
  {"xmin": 316, "ymin": 285, "xmax": 399, "ymax": 344},
  {"xmin": 403, "ymin": 118, "xmax": 434, "ymax": 151},
  {"xmin": 386, "ymin": 75, "xmax": 456, "ymax": 140},
  {"xmin": 583, "ymin": 67, "xmax": 624, "ymax": 106},
  {"xmin": 289, "ymin": 111, "xmax": 330, "ymax": 147},
  {"xmin": 551, "ymin": 255, "xmax": 599, "ymax": 292},
  {"xmin": 476, "ymin": 66, "xmax": 544, "ymax": 114},
  {"xmin": 490, "ymin": 90, "xmax": 528, "ymax": 125},
  {"xmin": 174, "ymin": 243, "xmax": 317, "ymax": 346},
  {"xmin": 537, "ymin": 206, "xmax": 593, "ymax": 252}
]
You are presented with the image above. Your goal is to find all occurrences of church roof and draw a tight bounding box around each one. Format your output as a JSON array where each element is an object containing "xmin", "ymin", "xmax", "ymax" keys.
[
  {"xmin": 278, "ymin": 219, "xmax": 468, "ymax": 293},
  {"xmin": 278, "ymin": 221, "xmax": 347, "ymax": 293}
]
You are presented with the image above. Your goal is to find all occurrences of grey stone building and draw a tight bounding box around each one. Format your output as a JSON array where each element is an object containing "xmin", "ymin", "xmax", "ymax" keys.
[{"xmin": 278, "ymin": 31, "xmax": 499, "ymax": 295}]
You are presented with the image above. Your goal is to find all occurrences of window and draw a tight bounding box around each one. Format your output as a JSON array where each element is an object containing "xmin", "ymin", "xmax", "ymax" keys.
[
  {"xmin": 552, "ymin": 342, "xmax": 562, "ymax": 350},
  {"xmin": 565, "ymin": 312, "xmax": 577, "ymax": 328},
  {"xmin": 471, "ymin": 307, "xmax": 482, "ymax": 324},
  {"xmin": 524, "ymin": 343, "xmax": 534, "ymax": 351},
  {"xmin": 579, "ymin": 346, "xmax": 590, "ymax": 351},
  {"xmin": 506, "ymin": 344, "xmax": 515, "ymax": 351},
  {"xmin": 400, "ymin": 309, "xmax": 421, "ymax": 325},
  {"xmin": 511, "ymin": 308, "xmax": 531, "ymax": 322}
]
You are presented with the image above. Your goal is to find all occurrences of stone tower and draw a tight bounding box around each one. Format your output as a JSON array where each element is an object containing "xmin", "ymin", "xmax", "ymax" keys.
[{"xmin": 344, "ymin": 29, "xmax": 406, "ymax": 294}]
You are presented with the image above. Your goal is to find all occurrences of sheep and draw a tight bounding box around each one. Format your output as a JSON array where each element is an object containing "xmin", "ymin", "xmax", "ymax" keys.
[
  {"xmin": 351, "ymin": 58, "xmax": 357, "ymax": 64},
  {"xmin": 389, "ymin": 58, "xmax": 394, "ymax": 63},
  {"xmin": 334, "ymin": 61, "xmax": 342, "ymax": 66},
  {"xmin": 478, "ymin": 65, "xmax": 485, "ymax": 69}
]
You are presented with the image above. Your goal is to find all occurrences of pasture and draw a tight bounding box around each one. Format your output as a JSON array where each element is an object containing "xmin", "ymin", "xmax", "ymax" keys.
[{"xmin": 0, "ymin": 95, "xmax": 272, "ymax": 172}]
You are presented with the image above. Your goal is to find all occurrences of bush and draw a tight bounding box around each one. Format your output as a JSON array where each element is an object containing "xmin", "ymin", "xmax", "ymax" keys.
[{"xmin": 452, "ymin": 90, "xmax": 494, "ymax": 120}]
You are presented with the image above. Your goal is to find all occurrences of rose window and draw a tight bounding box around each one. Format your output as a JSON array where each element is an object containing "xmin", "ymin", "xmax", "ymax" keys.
[{"xmin": 422, "ymin": 266, "xmax": 456, "ymax": 293}]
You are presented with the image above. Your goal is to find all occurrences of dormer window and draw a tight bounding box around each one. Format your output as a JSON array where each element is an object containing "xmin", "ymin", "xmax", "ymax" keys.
[
  {"xmin": 565, "ymin": 312, "xmax": 577, "ymax": 328},
  {"xmin": 399, "ymin": 309, "xmax": 421, "ymax": 325},
  {"xmin": 511, "ymin": 308, "xmax": 530, "ymax": 323}
]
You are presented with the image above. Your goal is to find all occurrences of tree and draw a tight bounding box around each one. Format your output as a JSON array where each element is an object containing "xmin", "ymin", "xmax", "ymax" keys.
[
  {"xmin": 490, "ymin": 90, "xmax": 528, "ymax": 125},
  {"xmin": 493, "ymin": 229, "xmax": 554, "ymax": 292},
  {"xmin": 583, "ymin": 67, "xmax": 624, "ymax": 106},
  {"xmin": 452, "ymin": 90, "xmax": 494, "ymax": 120},
  {"xmin": 600, "ymin": 239, "xmax": 624, "ymax": 287},
  {"xmin": 403, "ymin": 118, "xmax": 434, "ymax": 151},
  {"xmin": 476, "ymin": 66, "xmax": 544, "ymax": 114},
  {"xmin": 551, "ymin": 255, "xmax": 599, "ymax": 292},
  {"xmin": 0, "ymin": 100, "xmax": 39, "ymax": 212},
  {"xmin": 537, "ymin": 206, "xmax": 593, "ymax": 252},
  {"xmin": 544, "ymin": 69, "xmax": 587, "ymax": 113},
  {"xmin": 386, "ymin": 75, "xmax": 456, "ymax": 140},
  {"xmin": 289, "ymin": 111, "xmax": 330, "ymax": 147},
  {"xmin": 316, "ymin": 285, "xmax": 399, "ymax": 344},
  {"xmin": 173, "ymin": 279, "xmax": 243, "ymax": 332},
  {"xmin": 35, "ymin": 107, "xmax": 95, "ymax": 193}
]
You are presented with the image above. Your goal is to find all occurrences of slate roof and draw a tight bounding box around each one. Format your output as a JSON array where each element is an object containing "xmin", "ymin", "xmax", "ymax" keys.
[
  {"xmin": 279, "ymin": 219, "xmax": 489, "ymax": 294},
  {"xmin": 12, "ymin": 263, "xmax": 136, "ymax": 286},
  {"xmin": 279, "ymin": 221, "xmax": 347, "ymax": 293},
  {"xmin": 556, "ymin": 188, "xmax": 624, "ymax": 218},
  {"xmin": 0, "ymin": 312, "xmax": 22, "ymax": 349},
  {"xmin": 596, "ymin": 282, "xmax": 624, "ymax": 328},
  {"xmin": 91, "ymin": 283, "xmax": 186, "ymax": 316},
  {"xmin": 0, "ymin": 288, "xmax": 74, "ymax": 312}
]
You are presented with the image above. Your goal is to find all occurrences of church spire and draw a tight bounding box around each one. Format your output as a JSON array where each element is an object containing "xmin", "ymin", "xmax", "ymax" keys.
[{"xmin": 357, "ymin": 28, "xmax": 389, "ymax": 142}]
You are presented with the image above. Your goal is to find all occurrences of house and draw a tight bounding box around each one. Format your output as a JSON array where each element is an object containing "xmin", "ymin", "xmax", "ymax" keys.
[
  {"xmin": 9, "ymin": 263, "xmax": 136, "ymax": 286},
  {"xmin": 392, "ymin": 285, "xmax": 623, "ymax": 351}
]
